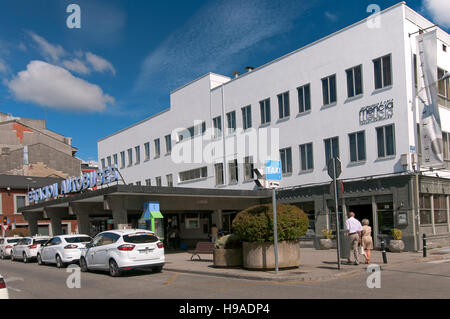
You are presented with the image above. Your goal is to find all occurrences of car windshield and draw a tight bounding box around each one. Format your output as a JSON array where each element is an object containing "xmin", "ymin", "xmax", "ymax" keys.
[
  {"xmin": 65, "ymin": 237, "xmax": 92, "ymax": 243},
  {"xmin": 7, "ymin": 239, "xmax": 21, "ymax": 243},
  {"xmin": 123, "ymin": 233, "xmax": 158, "ymax": 244},
  {"xmin": 34, "ymin": 239, "xmax": 49, "ymax": 245}
]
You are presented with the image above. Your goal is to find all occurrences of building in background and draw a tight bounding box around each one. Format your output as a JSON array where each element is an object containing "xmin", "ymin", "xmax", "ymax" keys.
[{"xmin": 0, "ymin": 112, "xmax": 81, "ymax": 178}]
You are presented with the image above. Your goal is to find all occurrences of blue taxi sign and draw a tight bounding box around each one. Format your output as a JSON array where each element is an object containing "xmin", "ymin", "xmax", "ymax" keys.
[{"xmin": 265, "ymin": 160, "xmax": 282, "ymax": 181}]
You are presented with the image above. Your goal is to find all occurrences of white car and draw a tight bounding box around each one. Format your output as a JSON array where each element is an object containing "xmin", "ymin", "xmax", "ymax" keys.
[
  {"xmin": 80, "ymin": 229, "xmax": 165, "ymax": 277},
  {"xmin": 0, "ymin": 274, "xmax": 8, "ymax": 299},
  {"xmin": 11, "ymin": 236, "xmax": 51, "ymax": 263},
  {"xmin": 37, "ymin": 234, "xmax": 92, "ymax": 268},
  {"xmin": 0, "ymin": 237, "xmax": 23, "ymax": 259}
]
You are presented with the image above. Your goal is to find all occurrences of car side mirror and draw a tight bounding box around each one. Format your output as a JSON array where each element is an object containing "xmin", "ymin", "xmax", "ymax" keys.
[{"xmin": 85, "ymin": 242, "xmax": 93, "ymax": 248}]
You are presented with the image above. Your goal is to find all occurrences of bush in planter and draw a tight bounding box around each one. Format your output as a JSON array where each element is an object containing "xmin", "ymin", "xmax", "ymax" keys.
[
  {"xmin": 319, "ymin": 229, "xmax": 334, "ymax": 250},
  {"xmin": 232, "ymin": 204, "xmax": 309, "ymax": 243},
  {"xmin": 389, "ymin": 229, "xmax": 405, "ymax": 252},
  {"xmin": 232, "ymin": 204, "xmax": 308, "ymax": 269},
  {"xmin": 213, "ymin": 234, "xmax": 243, "ymax": 267},
  {"xmin": 321, "ymin": 229, "xmax": 334, "ymax": 239}
]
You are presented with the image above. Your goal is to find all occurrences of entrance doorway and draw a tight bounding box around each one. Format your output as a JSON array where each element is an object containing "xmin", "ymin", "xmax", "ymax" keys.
[{"xmin": 348, "ymin": 205, "xmax": 373, "ymax": 235}]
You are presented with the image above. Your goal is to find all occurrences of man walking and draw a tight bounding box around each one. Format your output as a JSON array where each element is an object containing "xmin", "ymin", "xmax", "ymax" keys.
[{"xmin": 345, "ymin": 211, "xmax": 363, "ymax": 265}]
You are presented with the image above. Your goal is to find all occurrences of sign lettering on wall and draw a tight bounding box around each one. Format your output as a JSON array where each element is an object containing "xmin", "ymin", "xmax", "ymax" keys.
[
  {"xmin": 28, "ymin": 165, "xmax": 120, "ymax": 204},
  {"xmin": 359, "ymin": 99, "xmax": 394, "ymax": 125}
]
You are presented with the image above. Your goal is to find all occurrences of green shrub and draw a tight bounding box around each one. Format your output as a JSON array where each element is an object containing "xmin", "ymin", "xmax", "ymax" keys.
[
  {"xmin": 232, "ymin": 204, "xmax": 309, "ymax": 243},
  {"xmin": 391, "ymin": 229, "xmax": 402, "ymax": 240},
  {"xmin": 214, "ymin": 234, "xmax": 242, "ymax": 249}
]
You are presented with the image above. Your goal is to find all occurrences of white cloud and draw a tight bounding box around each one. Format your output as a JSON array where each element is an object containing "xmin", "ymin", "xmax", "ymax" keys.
[
  {"xmin": 0, "ymin": 58, "xmax": 9, "ymax": 74},
  {"xmin": 423, "ymin": 0, "xmax": 450, "ymax": 28},
  {"xmin": 325, "ymin": 11, "xmax": 338, "ymax": 22},
  {"xmin": 7, "ymin": 60, "xmax": 114, "ymax": 112},
  {"xmin": 28, "ymin": 31, "xmax": 66, "ymax": 62},
  {"xmin": 85, "ymin": 52, "xmax": 116, "ymax": 75},
  {"xmin": 62, "ymin": 58, "xmax": 91, "ymax": 75}
]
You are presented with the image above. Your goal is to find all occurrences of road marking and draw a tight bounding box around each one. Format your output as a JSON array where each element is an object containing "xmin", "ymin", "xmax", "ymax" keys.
[
  {"xmin": 165, "ymin": 272, "xmax": 179, "ymax": 285},
  {"xmin": 427, "ymin": 259, "xmax": 450, "ymax": 264},
  {"xmin": 4, "ymin": 277, "xmax": 24, "ymax": 283},
  {"xmin": 7, "ymin": 286, "xmax": 22, "ymax": 292}
]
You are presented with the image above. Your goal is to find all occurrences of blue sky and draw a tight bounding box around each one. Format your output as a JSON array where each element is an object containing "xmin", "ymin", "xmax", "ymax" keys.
[{"xmin": 0, "ymin": 0, "xmax": 448, "ymax": 162}]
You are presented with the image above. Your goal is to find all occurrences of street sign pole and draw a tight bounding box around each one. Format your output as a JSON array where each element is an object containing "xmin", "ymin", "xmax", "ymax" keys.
[
  {"xmin": 272, "ymin": 187, "xmax": 279, "ymax": 274},
  {"xmin": 333, "ymin": 157, "xmax": 342, "ymax": 270}
]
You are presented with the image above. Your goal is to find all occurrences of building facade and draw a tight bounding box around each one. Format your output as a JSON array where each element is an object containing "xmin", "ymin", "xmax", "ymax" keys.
[
  {"xmin": 0, "ymin": 112, "xmax": 81, "ymax": 178},
  {"xmin": 61, "ymin": 4, "xmax": 450, "ymax": 249}
]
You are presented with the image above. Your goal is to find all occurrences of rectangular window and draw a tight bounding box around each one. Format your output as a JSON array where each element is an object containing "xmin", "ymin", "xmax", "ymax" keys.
[
  {"xmin": 434, "ymin": 195, "xmax": 448, "ymax": 224},
  {"xmin": 322, "ymin": 74, "xmax": 337, "ymax": 105},
  {"xmin": 165, "ymin": 135, "xmax": 172, "ymax": 154},
  {"xmin": 213, "ymin": 116, "xmax": 222, "ymax": 139},
  {"xmin": 127, "ymin": 149, "xmax": 133, "ymax": 167},
  {"xmin": 135, "ymin": 146, "xmax": 140, "ymax": 165},
  {"xmin": 419, "ymin": 194, "xmax": 432, "ymax": 225},
  {"xmin": 107, "ymin": 156, "xmax": 112, "ymax": 167},
  {"xmin": 179, "ymin": 167, "xmax": 208, "ymax": 182},
  {"xmin": 178, "ymin": 122, "xmax": 206, "ymax": 141},
  {"xmin": 214, "ymin": 163, "xmax": 224, "ymax": 186},
  {"xmin": 226, "ymin": 111, "xmax": 236, "ymax": 134},
  {"xmin": 324, "ymin": 137, "xmax": 339, "ymax": 164},
  {"xmin": 154, "ymin": 139, "xmax": 160, "ymax": 158},
  {"xmin": 259, "ymin": 98, "xmax": 271, "ymax": 124},
  {"xmin": 349, "ymin": 131, "xmax": 366, "ymax": 162},
  {"xmin": 144, "ymin": 142, "xmax": 150, "ymax": 161},
  {"xmin": 346, "ymin": 65, "xmax": 363, "ymax": 98},
  {"xmin": 242, "ymin": 105, "xmax": 252, "ymax": 130},
  {"xmin": 277, "ymin": 91, "xmax": 290, "ymax": 119},
  {"xmin": 376, "ymin": 124, "xmax": 395, "ymax": 158},
  {"xmin": 113, "ymin": 154, "xmax": 118, "ymax": 166},
  {"xmin": 373, "ymin": 54, "xmax": 392, "ymax": 89},
  {"xmin": 443, "ymin": 132, "xmax": 450, "ymax": 160},
  {"xmin": 15, "ymin": 195, "xmax": 26, "ymax": 214},
  {"xmin": 299, "ymin": 143, "xmax": 313, "ymax": 171},
  {"xmin": 438, "ymin": 68, "xmax": 450, "ymax": 105},
  {"xmin": 120, "ymin": 151, "xmax": 125, "ymax": 169},
  {"xmin": 228, "ymin": 159, "xmax": 238, "ymax": 183},
  {"xmin": 155, "ymin": 177, "xmax": 162, "ymax": 187},
  {"xmin": 145, "ymin": 179, "xmax": 151, "ymax": 186},
  {"xmin": 136, "ymin": 181, "xmax": 142, "ymax": 186},
  {"xmin": 101, "ymin": 158, "xmax": 105, "ymax": 169},
  {"xmin": 280, "ymin": 147, "xmax": 292, "ymax": 174},
  {"xmin": 166, "ymin": 174, "xmax": 173, "ymax": 187},
  {"xmin": 244, "ymin": 156, "xmax": 254, "ymax": 181},
  {"xmin": 297, "ymin": 84, "xmax": 311, "ymax": 113}
]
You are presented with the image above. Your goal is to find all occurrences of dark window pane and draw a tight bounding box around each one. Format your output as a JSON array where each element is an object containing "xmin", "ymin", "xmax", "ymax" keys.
[
  {"xmin": 329, "ymin": 75, "xmax": 336, "ymax": 103},
  {"xmin": 284, "ymin": 93, "xmax": 290, "ymax": 117},
  {"xmin": 266, "ymin": 100, "xmax": 271, "ymax": 123},
  {"xmin": 346, "ymin": 69, "xmax": 354, "ymax": 97},
  {"xmin": 300, "ymin": 145, "xmax": 307, "ymax": 171},
  {"xmin": 357, "ymin": 131, "xmax": 366, "ymax": 161},
  {"xmin": 278, "ymin": 95, "xmax": 283, "ymax": 118},
  {"xmin": 382, "ymin": 55, "xmax": 392, "ymax": 87},
  {"xmin": 322, "ymin": 78, "xmax": 329, "ymax": 105},
  {"xmin": 298, "ymin": 87, "xmax": 304, "ymax": 113},
  {"xmin": 332, "ymin": 137, "xmax": 339, "ymax": 158},
  {"xmin": 307, "ymin": 143, "xmax": 313, "ymax": 169},
  {"xmin": 287, "ymin": 148, "xmax": 292, "ymax": 173},
  {"xmin": 374, "ymin": 58, "xmax": 382, "ymax": 89},
  {"xmin": 377, "ymin": 127, "xmax": 385, "ymax": 157},
  {"xmin": 349, "ymin": 134, "xmax": 357, "ymax": 162},
  {"xmin": 354, "ymin": 65, "xmax": 363, "ymax": 95},
  {"xmin": 304, "ymin": 85, "xmax": 311, "ymax": 111},
  {"xmin": 385, "ymin": 125, "xmax": 395, "ymax": 155}
]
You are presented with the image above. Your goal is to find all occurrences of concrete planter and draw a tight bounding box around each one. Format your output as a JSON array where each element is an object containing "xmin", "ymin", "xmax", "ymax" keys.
[
  {"xmin": 213, "ymin": 248, "xmax": 243, "ymax": 267},
  {"xmin": 319, "ymin": 238, "xmax": 333, "ymax": 250},
  {"xmin": 242, "ymin": 241, "xmax": 300, "ymax": 270},
  {"xmin": 389, "ymin": 240, "xmax": 405, "ymax": 252}
]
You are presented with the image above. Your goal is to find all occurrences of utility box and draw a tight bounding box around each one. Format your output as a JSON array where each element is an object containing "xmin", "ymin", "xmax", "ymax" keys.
[{"xmin": 339, "ymin": 229, "xmax": 350, "ymax": 259}]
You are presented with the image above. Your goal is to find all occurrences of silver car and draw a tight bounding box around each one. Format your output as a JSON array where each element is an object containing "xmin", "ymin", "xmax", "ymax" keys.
[
  {"xmin": 80, "ymin": 229, "xmax": 165, "ymax": 277},
  {"xmin": 0, "ymin": 237, "xmax": 23, "ymax": 259}
]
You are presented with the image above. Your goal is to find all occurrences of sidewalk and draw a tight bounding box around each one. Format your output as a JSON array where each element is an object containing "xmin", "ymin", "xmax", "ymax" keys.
[{"xmin": 163, "ymin": 246, "xmax": 450, "ymax": 282}]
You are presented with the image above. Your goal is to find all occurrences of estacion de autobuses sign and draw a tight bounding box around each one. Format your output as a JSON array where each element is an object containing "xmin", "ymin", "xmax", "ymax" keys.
[
  {"xmin": 28, "ymin": 165, "xmax": 119, "ymax": 204},
  {"xmin": 359, "ymin": 99, "xmax": 393, "ymax": 125}
]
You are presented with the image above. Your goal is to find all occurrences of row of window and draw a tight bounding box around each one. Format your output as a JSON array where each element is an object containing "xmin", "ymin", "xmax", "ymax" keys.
[{"xmin": 212, "ymin": 54, "xmax": 393, "ymax": 135}]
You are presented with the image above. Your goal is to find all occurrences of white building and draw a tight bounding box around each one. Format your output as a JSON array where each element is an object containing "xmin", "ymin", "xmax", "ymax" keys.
[{"xmin": 98, "ymin": 3, "xmax": 450, "ymax": 250}]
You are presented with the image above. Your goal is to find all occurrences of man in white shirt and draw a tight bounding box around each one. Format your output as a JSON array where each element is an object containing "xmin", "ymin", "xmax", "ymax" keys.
[{"xmin": 345, "ymin": 211, "xmax": 363, "ymax": 265}]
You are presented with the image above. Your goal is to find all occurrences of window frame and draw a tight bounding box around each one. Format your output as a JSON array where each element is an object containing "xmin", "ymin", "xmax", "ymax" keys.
[
  {"xmin": 346, "ymin": 64, "xmax": 363, "ymax": 98},
  {"xmin": 154, "ymin": 138, "xmax": 161, "ymax": 159},
  {"xmin": 376, "ymin": 124, "xmax": 396, "ymax": 158},
  {"xmin": 228, "ymin": 159, "xmax": 239, "ymax": 184},
  {"xmin": 297, "ymin": 83, "xmax": 311, "ymax": 113},
  {"xmin": 373, "ymin": 54, "xmax": 392, "ymax": 90},
  {"xmin": 135, "ymin": 145, "xmax": 140, "ymax": 165},
  {"xmin": 165, "ymin": 134, "xmax": 172, "ymax": 154},
  {"xmin": 144, "ymin": 142, "xmax": 150, "ymax": 161},
  {"xmin": 348, "ymin": 130, "xmax": 366, "ymax": 163},
  {"xmin": 277, "ymin": 91, "xmax": 290, "ymax": 119},
  {"xmin": 324, "ymin": 137, "xmax": 340, "ymax": 165},
  {"xmin": 120, "ymin": 151, "xmax": 126, "ymax": 169},
  {"xmin": 226, "ymin": 111, "xmax": 236, "ymax": 134},
  {"xmin": 212, "ymin": 116, "xmax": 222, "ymax": 139},
  {"xmin": 243, "ymin": 156, "xmax": 254, "ymax": 181},
  {"xmin": 321, "ymin": 74, "xmax": 337, "ymax": 106},
  {"xmin": 214, "ymin": 163, "xmax": 224, "ymax": 186},
  {"xmin": 241, "ymin": 105, "xmax": 252, "ymax": 130},
  {"xmin": 299, "ymin": 142, "xmax": 314, "ymax": 171},
  {"xmin": 259, "ymin": 98, "xmax": 271, "ymax": 125},
  {"xmin": 14, "ymin": 194, "xmax": 27, "ymax": 214},
  {"xmin": 280, "ymin": 147, "xmax": 293, "ymax": 175}
]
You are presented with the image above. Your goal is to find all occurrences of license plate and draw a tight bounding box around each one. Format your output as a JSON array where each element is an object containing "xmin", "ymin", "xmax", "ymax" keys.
[{"xmin": 139, "ymin": 249, "xmax": 154, "ymax": 254}]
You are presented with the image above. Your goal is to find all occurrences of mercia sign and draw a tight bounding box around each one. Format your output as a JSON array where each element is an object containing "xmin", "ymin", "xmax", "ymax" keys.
[
  {"xmin": 28, "ymin": 165, "xmax": 120, "ymax": 204},
  {"xmin": 359, "ymin": 99, "xmax": 393, "ymax": 125}
]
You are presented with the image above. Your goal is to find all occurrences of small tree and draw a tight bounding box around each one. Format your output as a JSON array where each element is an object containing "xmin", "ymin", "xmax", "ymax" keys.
[{"xmin": 232, "ymin": 204, "xmax": 308, "ymax": 243}]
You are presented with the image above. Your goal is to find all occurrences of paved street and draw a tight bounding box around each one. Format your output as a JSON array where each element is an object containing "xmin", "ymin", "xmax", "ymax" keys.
[{"xmin": 1, "ymin": 257, "xmax": 449, "ymax": 299}]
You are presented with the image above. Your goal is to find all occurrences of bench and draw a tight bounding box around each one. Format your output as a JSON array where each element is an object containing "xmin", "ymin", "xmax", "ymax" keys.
[{"xmin": 189, "ymin": 242, "xmax": 215, "ymax": 261}]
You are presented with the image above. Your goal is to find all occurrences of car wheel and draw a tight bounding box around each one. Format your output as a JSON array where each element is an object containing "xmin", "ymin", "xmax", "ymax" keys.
[
  {"xmin": 10, "ymin": 252, "xmax": 15, "ymax": 261},
  {"xmin": 0, "ymin": 251, "xmax": 4, "ymax": 260},
  {"xmin": 23, "ymin": 253, "xmax": 28, "ymax": 263},
  {"xmin": 152, "ymin": 266, "xmax": 163, "ymax": 273},
  {"xmin": 109, "ymin": 259, "xmax": 122, "ymax": 277},
  {"xmin": 37, "ymin": 254, "xmax": 44, "ymax": 265},
  {"xmin": 79, "ymin": 257, "xmax": 88, "ymax": 272},
  {"xmin": 56, "ymin": 255, "xmax": 65, "ymax": 268}
]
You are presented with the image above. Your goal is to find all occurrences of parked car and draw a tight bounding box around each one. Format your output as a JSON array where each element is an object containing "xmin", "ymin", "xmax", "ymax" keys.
[
  {"xmin": 11, "ymin": 236, "xmax": 51, "ymax": 263},
  {"xmin": 80, "ymin": 229, "xmax": 165, "ymax": 277},
  {"xmin": 0, "ymin": 237, "xmax": 23, "ymax": 259},
  {"xmin": 37, "ymin": 234, "xmax": 92, "ymax": 268},
  {"xmin": 0, "ymin": 274, "xmax": 8, "ymax": 299}
]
